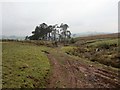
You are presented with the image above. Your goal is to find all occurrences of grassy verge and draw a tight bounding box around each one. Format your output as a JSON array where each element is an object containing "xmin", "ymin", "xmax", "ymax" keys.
[
  {"xmin": 61, "ymin": 38, "xmax": 120, "ymax": 68},
  {"xmin": 61, "ymin": 46, "xmax": 77, "ymax": 53},
  {"xmin": 88, "ymin": 38, "xmax": 118, "ymax": 49},
  {"xmin": 2, "ymin": 42, "xmax": 50, "ymax": 88}
]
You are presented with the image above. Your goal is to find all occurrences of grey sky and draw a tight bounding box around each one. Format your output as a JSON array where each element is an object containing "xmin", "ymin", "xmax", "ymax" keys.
[{"xmin": 1, "ymin": 0, "xmax": 119, "ymax": 36}]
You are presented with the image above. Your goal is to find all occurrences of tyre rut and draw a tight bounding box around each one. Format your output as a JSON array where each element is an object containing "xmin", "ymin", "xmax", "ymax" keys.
[{"xmin": 45, "ymin": 48, "xmax": 120, "ymax": 88}]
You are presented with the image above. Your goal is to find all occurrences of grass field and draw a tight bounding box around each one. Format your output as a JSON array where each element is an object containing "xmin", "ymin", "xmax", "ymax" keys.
[
  {"xmin": 2, "ymin": 42, "xmax": 50, "ymax": 88},
  {"xmin": 1, "ymin": 33, "xmax": 120, "ymax": 88}
]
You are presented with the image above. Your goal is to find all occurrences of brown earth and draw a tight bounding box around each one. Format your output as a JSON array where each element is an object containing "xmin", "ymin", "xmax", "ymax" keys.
[{"xmin": 46, "ymin": 48, "xmax": 120, "ymax": 88}]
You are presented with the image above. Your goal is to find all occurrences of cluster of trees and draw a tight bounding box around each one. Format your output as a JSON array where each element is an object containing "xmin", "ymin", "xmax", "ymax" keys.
[{"xmin": 26, "ymin": 23, "xmax": 71, "ymax": 43}]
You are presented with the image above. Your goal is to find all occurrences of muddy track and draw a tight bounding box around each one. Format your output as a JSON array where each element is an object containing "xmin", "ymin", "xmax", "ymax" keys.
[{"xmin": 46, "ymin": 49, "xmax": 120, "ymax": 88}]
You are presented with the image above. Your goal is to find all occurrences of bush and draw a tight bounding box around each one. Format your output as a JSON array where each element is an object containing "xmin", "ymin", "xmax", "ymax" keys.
[
  {"xmin": 70, "ymin": 38, "xmax": 75, "ymax": 44},
  {"xmin": 98, "ymin": 43, "xmax": 110, "ymax": 49}
]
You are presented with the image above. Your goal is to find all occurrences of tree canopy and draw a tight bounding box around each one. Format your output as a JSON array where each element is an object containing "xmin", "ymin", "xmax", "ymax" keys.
[{"xmin": 27, "ymin": 23, "xmax": 71, "ymax": 43}]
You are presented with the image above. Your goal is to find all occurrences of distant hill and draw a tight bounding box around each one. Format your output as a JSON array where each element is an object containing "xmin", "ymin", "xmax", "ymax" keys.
[
  {"xmin": 72, "ymin": 31, "xmax": 110, "ymax": 38},
  {"xmin": 1, "ymin": 32, "xmax": 118, "ymax": 40},
  {"xmin": 74, "ymin": 33, "xmax": 119, "ymax": 42},
  {"xmin": 1, "ymin": 35, "xmax": 25, "ymax": 40}
]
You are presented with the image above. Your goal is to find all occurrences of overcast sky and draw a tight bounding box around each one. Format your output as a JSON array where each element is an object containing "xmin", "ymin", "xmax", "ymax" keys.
[{"xmin": 0, "ymin": 0, "xmax": 119, "ymax": 36}]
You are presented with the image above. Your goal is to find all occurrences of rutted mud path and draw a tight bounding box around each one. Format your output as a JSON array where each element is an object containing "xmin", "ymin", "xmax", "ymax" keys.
[{"xmin": 46, "ymin": 48, "xmax": 120, "ymax": 88}]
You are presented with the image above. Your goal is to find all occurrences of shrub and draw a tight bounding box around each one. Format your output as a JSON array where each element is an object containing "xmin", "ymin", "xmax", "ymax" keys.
[
  {"xmin": 70, "ymin": 38, "xmax": 75, "ymax": 44},
  {"xmin": 98, "ymin": 43, "xmax": 110, "ymax": 49}
]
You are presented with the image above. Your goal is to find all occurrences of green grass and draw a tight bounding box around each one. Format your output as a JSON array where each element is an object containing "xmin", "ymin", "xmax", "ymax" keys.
[
  {"xmin": 2, "ymin": 42, "xmax": 50, "ymax": 88},
  {"xmin": 88, "ymin": 39, "xmax": 118, "ymax": 48},
  {"xmin": 61, "ymin": 46, "xmax": 77, "ymax": 55},
  {"xmin": 61, "ymin": 46, "xmax": 76, "ymax": 52}
]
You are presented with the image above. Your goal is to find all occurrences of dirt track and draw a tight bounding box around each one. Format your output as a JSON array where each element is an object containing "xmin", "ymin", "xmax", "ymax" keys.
[{"xmin": 46, "ymin": 48, "xmax": 120, "ymax": 88}]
